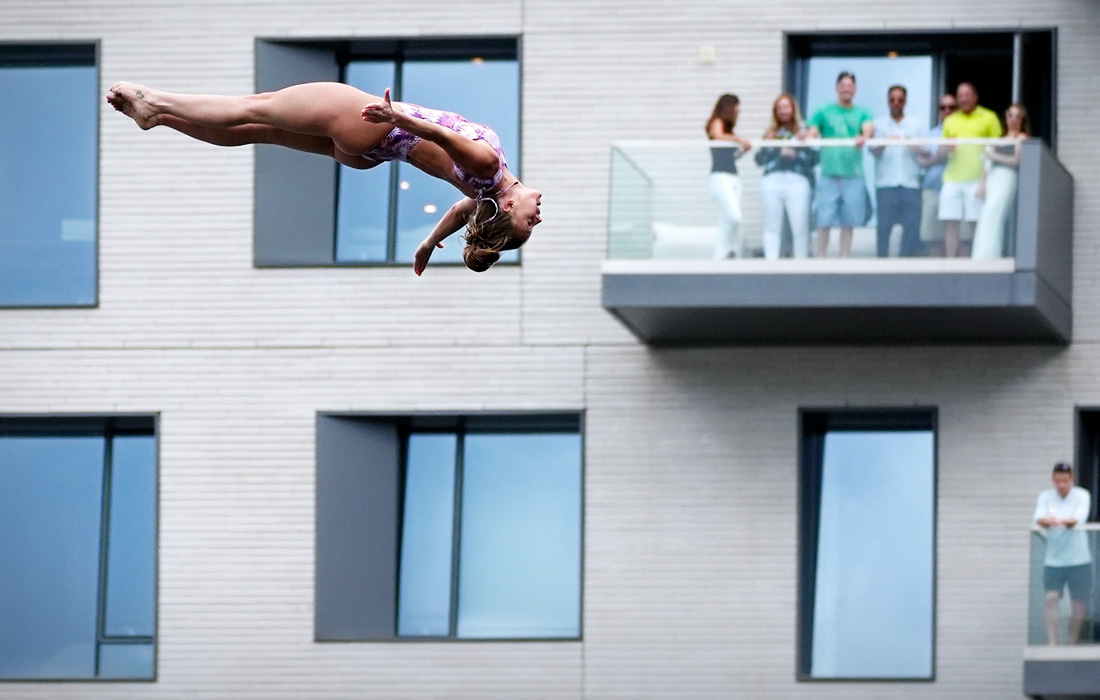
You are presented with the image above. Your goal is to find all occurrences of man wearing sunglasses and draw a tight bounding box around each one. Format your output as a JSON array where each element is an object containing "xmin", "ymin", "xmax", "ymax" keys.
[
  {"xmin": 937, "ymin": 82, "xmax": 1003, "ymax": 257},
  {"xmin": 1034, "ymin": 462, "xmax": 1093, "ymax": 645},
  {"xmin": 870, "ymin": 85, "xmax": 924, "ymax": 258},
  {"xmin": 916, "ymin": 94, "xmax": 957, "ymax": 256}
]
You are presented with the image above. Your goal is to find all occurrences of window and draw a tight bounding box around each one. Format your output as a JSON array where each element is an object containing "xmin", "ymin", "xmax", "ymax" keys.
[
  {"xmin": 254, "ymin": 38, "xmax": 520, "ymax": 268},
  {"xmin": 798, "ymin": 409, "xmax": 935, "ymax": 680},
  {"xmin": 315, "ymin": 413, "xmax": 582, "ymax": 641},
  {"xmin": 0, "ymin": 44, "xmax": 98, "ymax": 307},
  {"xmin": 0, "ymin": 417, "xmax": 157, "ymax": 680},
  {"xmin": 1075, "ymin": 409, "xmax": 1100, "ymax": 523}
]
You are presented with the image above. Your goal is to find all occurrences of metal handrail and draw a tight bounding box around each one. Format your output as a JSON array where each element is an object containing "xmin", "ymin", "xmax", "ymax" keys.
[
  {"xmin": 616, "ymin": 136, "xmax": 1026, "ymax": 148},
  {"xmin": 1032, "ymin": 522, "xmax": 1100, "ymax": 532}
]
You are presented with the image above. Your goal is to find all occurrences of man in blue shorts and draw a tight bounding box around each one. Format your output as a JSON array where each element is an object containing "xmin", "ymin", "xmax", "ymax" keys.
[
  {"xmin": 807, "ymin": 71, "xmax": 874, "ymax": 258},
  {"xmin": 1034, "ymin": 462, "xmax": 1093, "ymax": 645}
]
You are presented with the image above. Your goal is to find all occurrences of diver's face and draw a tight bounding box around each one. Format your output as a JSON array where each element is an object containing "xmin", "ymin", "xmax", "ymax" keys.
[{"xmin": 506, "ymin": 185, "xmax": 542, "ymax": 241}]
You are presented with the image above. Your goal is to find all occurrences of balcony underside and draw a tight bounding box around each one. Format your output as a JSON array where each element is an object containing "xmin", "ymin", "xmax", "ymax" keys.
[
  {"xmin": 1025, "ymin": 654, "xmax": 1100, "ymax": 699},
  {"xmin": 602, "ymin": 259, "xmax": 1070, "ymax": 345}
]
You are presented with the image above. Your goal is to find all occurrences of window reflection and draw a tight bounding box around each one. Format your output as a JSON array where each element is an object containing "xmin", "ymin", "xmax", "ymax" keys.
[
  {"xmin": 0, "ymin": 424, "xmax": 156, "ymax": 680},
  {"xmin": 105, "ymin": 436, "xmax": 157, "ymax": 638},
  {"xmin": 0, "ymin": 61, "xmax": 97, "ymax": 306},
  {"xmin": 397, "ymin": 429, "xmax": 582, "ymax": 639},
  {"xmin": 0, "ymin": 436, "xmax": 104, "ymax": 678},
  {"xmin": 805, "ymin": 423, "xmax": 935, "ymax": 679},
  {"xmin": 457, "ymin": 433, "xmax": 582, "ymax": 638},
  {"xmin": 397, "ymin": 433, "xmax": 457, "ymax": 637},
  {"xmin": 97, "ymin": 643, "xmax": 154, "ymax": 680}
]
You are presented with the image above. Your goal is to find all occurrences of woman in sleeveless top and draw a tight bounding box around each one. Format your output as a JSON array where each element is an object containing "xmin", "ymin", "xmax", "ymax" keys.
[
  {"xmin": 107, "ymin": 82, "xmax": 540, "ymax": 274},
  {"xmin": 705, "ymin": 94, "xmax": 752, "ymax": 259},
  {"xmin": 972, "ymin": 103, "xmax": 1029, "ymax": 260}
]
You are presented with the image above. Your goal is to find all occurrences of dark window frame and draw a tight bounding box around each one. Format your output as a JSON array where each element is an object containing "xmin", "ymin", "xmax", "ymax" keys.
[
  {"xmin": 253, "ymin": 36, "xmax": 522, "ymax": 269},
  {"xmin": 784, "ymin": 29, "xmax": 1057, "ymax": 150},
  {"xmin": 1073, "ymin": 407, "xmax": 1100, "ymax": 523},
  {"xmin": 0, "ymin": 414, "xmax": 158, "ymax": 682},
  {"xmin": 315, "ymin": 411, "xmax": 583, "ymax": 643},
  {"xmin": 797, "ymin": 407, "xmax": 938, "ymax": 682},
  {"xmin": 1071, "ymin": 407, "xmax": 1100, "ymax": 647},
  {"xmin": 0, "ymin": 42, "xmax": 100, "ymax": 309}
]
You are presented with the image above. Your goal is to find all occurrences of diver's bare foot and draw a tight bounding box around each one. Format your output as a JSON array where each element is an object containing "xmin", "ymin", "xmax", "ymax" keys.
[{"xmin": 106, "ymin": 82, "xmax": 160, "ymax": 129}]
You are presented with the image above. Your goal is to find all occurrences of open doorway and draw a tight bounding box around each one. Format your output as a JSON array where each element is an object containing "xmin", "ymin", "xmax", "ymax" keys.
[{"xmin": 788, "ymin": 30, "xmax": 1056, "ymax": 148}]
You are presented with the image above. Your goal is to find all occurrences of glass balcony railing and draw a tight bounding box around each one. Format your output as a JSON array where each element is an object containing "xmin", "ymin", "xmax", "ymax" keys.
[
  {"xmin": 1024, "ymin": 524, "xmax": 1100, "ymax": 699},
  {"xmin": 610, "ymin": 137, "xmax": 1030, "ymax": 261},
  {"xmin": 1028, "ymin": 524, "xmax": 1100, "ymax": 647},
  {"xmin": 602, "ymin": 137, "xmax": 1073, "ymax": 345}
]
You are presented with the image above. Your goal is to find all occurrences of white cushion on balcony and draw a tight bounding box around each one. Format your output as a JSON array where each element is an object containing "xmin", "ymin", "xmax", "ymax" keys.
[{"xmin": 651, "ymin": 221, "xmax": 717, "ymax": 259}]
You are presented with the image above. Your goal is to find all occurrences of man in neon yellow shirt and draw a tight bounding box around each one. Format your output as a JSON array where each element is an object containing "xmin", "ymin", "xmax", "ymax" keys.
[{"xmin": 938, "ymin": 82, "xmax": 1003, "ymax": 257}]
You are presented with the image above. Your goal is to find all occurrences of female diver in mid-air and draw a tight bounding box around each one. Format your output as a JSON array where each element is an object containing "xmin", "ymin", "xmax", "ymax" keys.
[{"xmin": 106, "ymin": 81, "xmax": 542, "ymax": 274}]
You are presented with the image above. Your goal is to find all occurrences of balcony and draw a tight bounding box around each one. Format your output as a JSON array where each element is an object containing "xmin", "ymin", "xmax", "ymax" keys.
[
  {"xmin": 602, "ymin": 138, "xmax": 1073, "ymax": 345},
  {"xmin": 1025, "ymin": 524, "xmax": 1100, "ymax": 699}
]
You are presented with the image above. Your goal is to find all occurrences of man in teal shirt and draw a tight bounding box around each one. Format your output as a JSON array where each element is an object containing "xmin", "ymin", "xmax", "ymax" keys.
[{"xmin": 807, "ymin": 72, "xmax": 875, "ymax": 257}]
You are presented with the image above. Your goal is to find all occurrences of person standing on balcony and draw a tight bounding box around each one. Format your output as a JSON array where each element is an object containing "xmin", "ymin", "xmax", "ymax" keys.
[
  {"xmin": 915, "ymin": 93, "xmax": 957, "ymax": 256},
  {"xmin": 972, "ymin": 103, "xmax": 1030, "ymax": 259},
  {"xmin": 807, "ymin": 71, "xmax": 874, "ymax": 258},
  {"xmin": 869, "ymin": 85, "xmax": 924, "ymax": 257},
  {"xmin": 937, "ymin": 82, "xmax": 1003, "ymax": 257},
  {"xmin": 706, "ymin": 94, "xmax": 752, "ymax": 259},
  {"xmin": 1034, "ymin": 462, "xmax": 1093, "ymax": 645},
  {"xmin": 755, "ymin": 94, "xmax": 817, "ymax": 260}
]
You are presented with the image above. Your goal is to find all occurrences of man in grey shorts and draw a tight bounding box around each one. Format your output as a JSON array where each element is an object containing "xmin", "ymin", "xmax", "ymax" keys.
[{"xmin": 1034, "ymin": 462, "xmax": 1093, "ymax": 644}]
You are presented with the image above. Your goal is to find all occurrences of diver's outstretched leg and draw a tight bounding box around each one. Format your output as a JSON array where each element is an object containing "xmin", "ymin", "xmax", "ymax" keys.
[{"xmin": 107, "ymin": 81, "xmax": 392, "ymax": 154}]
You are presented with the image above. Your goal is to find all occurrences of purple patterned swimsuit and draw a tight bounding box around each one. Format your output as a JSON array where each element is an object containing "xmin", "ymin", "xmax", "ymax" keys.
[{"xmin": 366, "ymin": 103, "xmax": 508, "ymax": 195}]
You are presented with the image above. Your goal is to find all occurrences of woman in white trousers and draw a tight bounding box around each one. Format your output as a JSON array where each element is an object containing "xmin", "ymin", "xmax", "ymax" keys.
[
  {"xmin": 754, "ymin": 94, "xmax": 817, "ymax": 259},
  {"xmin": 706, "ymin": 94, "xmax": 752, "ymax": 259},
  {"xmin": 973, "ymin": 104, "xmax": 1029, "ymax": 260}
]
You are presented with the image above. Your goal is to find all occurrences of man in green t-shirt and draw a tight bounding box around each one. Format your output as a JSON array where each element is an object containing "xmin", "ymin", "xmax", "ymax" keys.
[
  {"xmin": 937, "ymin": 82, "xmax": 1003, "ymax": 257},
  {"xmin": 807, "ymin": 71, "xmax": 875, "ymax": 258}
]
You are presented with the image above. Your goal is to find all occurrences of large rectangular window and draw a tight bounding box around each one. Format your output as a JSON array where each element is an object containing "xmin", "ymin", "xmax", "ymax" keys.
[
  {"xmin": 0, "ymin": 417, "xmax": 156, "ymax": 680},
  {"xmin": 0, "ymin": 44, "xmax": 98, "ymax": 306},
  {"xmin": 254, "ymin": 38, "xmax": 520, "ymax": 268},
  {"xmin": 316, "ymin": 413, "xmax": 582, "ymax": 641},
  {"xmin": 798, "ymin": 409, "xmax": 935, "ymax": 680}
]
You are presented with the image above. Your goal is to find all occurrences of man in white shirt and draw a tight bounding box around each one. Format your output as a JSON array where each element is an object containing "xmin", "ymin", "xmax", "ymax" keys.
[
  {"xmin": 1033, "ymin": 462, "xmax": 1093, "ymax": 645},
  {"xmin": 870, "ymin": 85, "xmax": 924, "ymax": 257}
]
